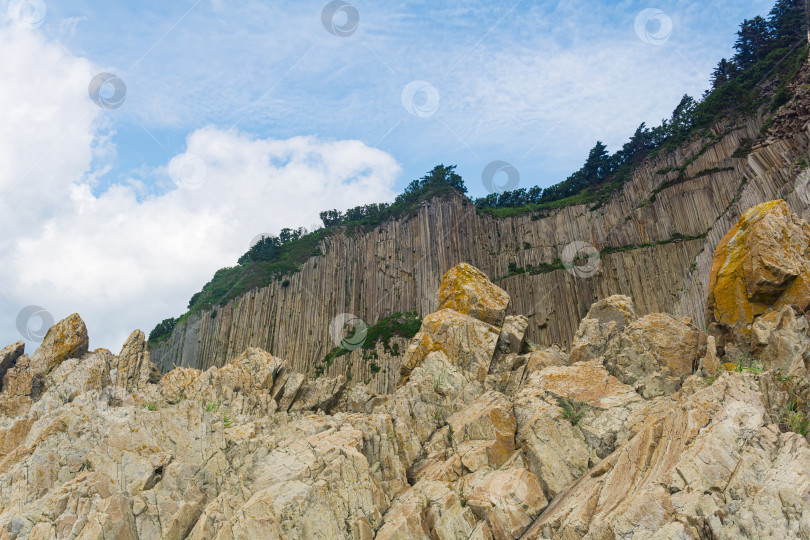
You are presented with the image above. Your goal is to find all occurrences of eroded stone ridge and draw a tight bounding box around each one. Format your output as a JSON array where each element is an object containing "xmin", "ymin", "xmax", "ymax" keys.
[{"xmin": 0, "ymin": 215, "xmax": 809, "ymax": 538}]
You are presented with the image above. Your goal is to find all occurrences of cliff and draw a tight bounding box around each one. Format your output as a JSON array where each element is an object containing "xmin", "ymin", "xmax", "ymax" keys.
[
  {"xmin": 149, "ymin": 59, "xmax": 810, "ymax": 393},
  {"xmin": 1, "ymin": 206, "xmax": 809, "ymax": 537}
]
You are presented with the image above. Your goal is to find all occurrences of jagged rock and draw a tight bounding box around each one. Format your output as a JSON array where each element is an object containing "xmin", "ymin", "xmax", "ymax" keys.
[
  {"xmin": 28, "ymin": 313, "xmax": 89, "ymax": 376},
  {"xmin": 0, "ymin": 342, "xmax": 24, "ymax": 393},
  {"xmin": 401, "ymin": 309, "xmax": 500, "ymax": 382},
  {"xmin": 288, "ymin": 375, "xmax": 347, "ymax": 413},
  {"xmin": 569, "ymin": 295, "xmax": 636, "ymax": 364},
  {"xmin": 514, "ymin": 359, "xmax": 646, "ymax": 499},
  {"xmin": 751, "ymin": 305, "xmax": 809, "ymax": 376},
  {"xmin": 604, "ymin": 312, "xmax": 702, "ymax": 398},
  {"xmin": 438, "ymin": 263, "xmax": 510, "ymax": 327},
  {"xmin": 496, "ymin": 315, "xmax": 529, "ymax": 356},
  {"xmin": 707, "ymin": 199, "xmax": 810, "ymax": 335},
  {"xmin": 461, "ymin": 468, "xmax": 547, "ymax": 539},
  {"xmin": 114, "ymin": 330, "xmax": 161, "ymax": 393},
  {"xmin": 447, "ymin": 391, "xmax": 516, "ymax": 470},
  {"xmin": 522, "ymin": 372, "xmax": 810, "ymax": 539}
]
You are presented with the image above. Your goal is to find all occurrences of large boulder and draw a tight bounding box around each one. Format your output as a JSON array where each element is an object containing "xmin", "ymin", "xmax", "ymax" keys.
[
  {"xmin": 569, "ymin": 295, "xmax": 636, "ymax": 364},
  {"xmin": 400, "ymin": 309, "xmax": 500, "ymax": 382},
  {"xmin": 29, "ymin": 313, "xmax": 89, "ymax": 376},
  {"xmin": 707, "ymin": 199, "xmax": 810, "ymax": 335},
  {"xmin": 604, "ymin": 312, "xmax": 702, "ymax": 398},
  {"xmin": 438, "ymin": 263, "xmax": 510, "ymax": 327}
]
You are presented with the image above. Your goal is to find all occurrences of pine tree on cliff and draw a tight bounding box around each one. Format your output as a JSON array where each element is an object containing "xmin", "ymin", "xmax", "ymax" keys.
[{"xmin": 733, "ymin": 16, "xmax": 773, "ymax": 68}]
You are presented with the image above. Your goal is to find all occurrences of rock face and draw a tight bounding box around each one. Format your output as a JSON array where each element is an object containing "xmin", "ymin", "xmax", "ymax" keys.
[
  {"xmin": 708, "ymin": 199, "xmax": 810, "ymax": 377},
  {"xmin": 2, "ymin": 202, "xmax": 810, "ymax": 538},
  {"xmin": 149, "ymin": 58, "xmax": 810, "ymax": 385},
  {"xmin": 708, "ymin": 199, "xmax": 810, "ymax": 332}
]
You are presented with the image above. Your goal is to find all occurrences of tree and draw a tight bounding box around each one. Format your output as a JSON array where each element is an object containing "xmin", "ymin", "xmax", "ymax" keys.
[
  {"xmin": 733, "ymin": 16, "xmax": 773, "ymax": 68},
  {"xmin": 711, "ymin": 58, "xmax": 738, "ymax": 89},
  {"xmin": 768, "ymin": 0, "xmax": 806, "ymax": 48},
  {"xmin": 582, "ymin": 141, "xmax": 611, "ymax": 185}
]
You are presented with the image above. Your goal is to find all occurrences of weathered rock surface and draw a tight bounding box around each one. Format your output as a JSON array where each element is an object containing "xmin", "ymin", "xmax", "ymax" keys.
[{"xmin": 3, "ymin": 205, "xmax": 810, "ymax": 539}]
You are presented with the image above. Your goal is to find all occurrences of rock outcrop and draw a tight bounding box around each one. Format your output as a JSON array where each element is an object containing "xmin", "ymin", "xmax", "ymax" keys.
[{"xmin": 2, "ymin": 209, "xmax": 810, "ymax": 539}]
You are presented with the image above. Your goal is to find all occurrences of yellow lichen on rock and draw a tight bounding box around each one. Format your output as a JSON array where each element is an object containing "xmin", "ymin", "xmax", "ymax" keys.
[
  {"xmin": 438, "ymin": 263, "xmax": 510, "ymax": 327},
  {"xmin": 707, "ymin": 200, "xmax": 810, "ymax": 330}
]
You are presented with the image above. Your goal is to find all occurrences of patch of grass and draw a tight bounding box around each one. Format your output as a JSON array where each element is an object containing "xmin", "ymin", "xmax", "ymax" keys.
[
  {"xmin": 314, "ymin": 311, "xmax": 422, "ymax": 377},
  {"xmin": 142, "ymin": 401, "xmax": 156, "ymax": 411},
  {"xmin": 433, "ymin": 369, "xmax": 446, "ymax": 391},
  {"xmin": 223, "ymin": 414, "xmax": 232, "ymax": 428},
  {"xmin": 779, "ymin": 398, "xmax": 809, "ymax": 436},
  {"xmin": 557, "ymin": 397, "xmax": 591, "ymax": 426},
  {"xmin": 202, "ymin": 400, "xmax": 221, "ymax": 413}
]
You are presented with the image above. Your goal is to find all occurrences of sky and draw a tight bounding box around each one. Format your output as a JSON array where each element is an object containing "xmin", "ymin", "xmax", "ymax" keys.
[{"xmin": 0, "ymin": 0, "xmax": 775, "ymax": 353}]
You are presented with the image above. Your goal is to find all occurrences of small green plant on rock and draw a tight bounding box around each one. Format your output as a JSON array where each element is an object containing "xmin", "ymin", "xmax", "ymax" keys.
[
  {"xmin": 558, "ymin": 397, "xmax": 591, "ymax": 426},
  {"xmin": 202, "ymin": 400, "xmax": 221, "ymax": 413},
  {"xmin": 142, "ymin": 401, "xmax": 156, "ymax": 411}
]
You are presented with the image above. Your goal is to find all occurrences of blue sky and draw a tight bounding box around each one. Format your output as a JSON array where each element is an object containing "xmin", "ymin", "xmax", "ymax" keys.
[
  {"xmin": 47, "ymin": 0, "xmax": 769, "ymax": 196},
  {"xmin": 0, "ymin": 0, "xmax": 774, "ymax": 351}
]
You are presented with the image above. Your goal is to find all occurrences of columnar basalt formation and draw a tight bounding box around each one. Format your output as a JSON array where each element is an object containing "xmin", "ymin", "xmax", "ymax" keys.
[{"xmin": 149, "ymin": 62, "xmax": 810, "ymax": 387}]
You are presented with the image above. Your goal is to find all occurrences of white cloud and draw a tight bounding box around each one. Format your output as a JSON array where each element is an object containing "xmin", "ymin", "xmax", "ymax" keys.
[{"xmin": 0, "ymin": 24, "xmax": 400, "ymax": 353}]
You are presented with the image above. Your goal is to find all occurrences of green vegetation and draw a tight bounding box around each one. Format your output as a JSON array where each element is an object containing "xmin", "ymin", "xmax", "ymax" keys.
[
  {"xmin": 314, "ymin": 311, "xmax": 422, "ymax": 377},
  {"xmin": 148, "ymin": 317, "xmax": 177, "ymax": 343},
  {"xmin": 202, "ymin": 400, "xmax": 221, "ymax": 413},
  {"xmin": 475, "ymin": 0, "xmax": 808, "ymax": 215},
  {"xmin": 142, "ymin": 401, "xmax": 157, "ymax": 411},
  {"xmin": 557, "ymin": 397, "xmax": 591, "ymax": 426},
  {"xmin": 500, "ymin": 232, "xmax": 708, "ymax": 280},
  {"xmin": 776, "ymin": 374, "xmax": 810, "ymax": 439}
]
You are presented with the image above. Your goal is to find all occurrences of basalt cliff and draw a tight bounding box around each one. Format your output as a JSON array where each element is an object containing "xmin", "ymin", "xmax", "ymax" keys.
[
  {"xmin": 0, "ymin": 198, "xmax": 809, "ymax": 539},
  {"xmin": 149, "ymin": 57, "xmax": 810, "ymax": 395}
]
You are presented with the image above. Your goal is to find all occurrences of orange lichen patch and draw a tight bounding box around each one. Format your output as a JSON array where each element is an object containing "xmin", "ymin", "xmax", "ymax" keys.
[
  {"xmin": 400, "ymin": 309, "xmax": 499, "ymax": 381},
  {"xmin": 535, "ymin": 360, "xmax": 642, "ymax": 409},
  {"xmin": 707, "ymin": 200, "xmax": 810, "ymax": 329},
  {"xmin": 30, "ymin": 313, "xmax": 89, "ymax": 375},
  {"xmin": 438, "ymin": 263, "xmax": 509, "ymax": 327}
]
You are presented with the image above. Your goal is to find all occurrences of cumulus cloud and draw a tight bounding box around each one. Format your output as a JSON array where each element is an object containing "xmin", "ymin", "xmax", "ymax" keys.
[{"xmin": 0, "ymin": 24, "xmax": 400, "ymax": 353}]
